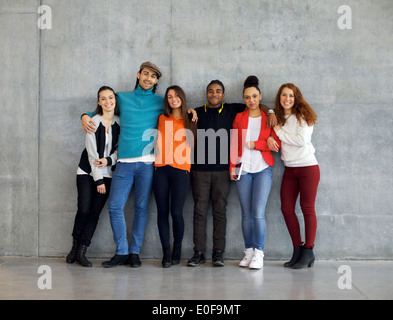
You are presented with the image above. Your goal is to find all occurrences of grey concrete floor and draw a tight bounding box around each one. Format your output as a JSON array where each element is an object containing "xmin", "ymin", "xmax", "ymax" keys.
[{"xmin": 0, "ymin": 257, "xmax": 392, "ymax": 300}]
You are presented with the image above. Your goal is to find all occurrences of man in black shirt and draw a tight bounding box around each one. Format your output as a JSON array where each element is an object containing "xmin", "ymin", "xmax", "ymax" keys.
[{"xmin": 187, "ymin": 80, "xmax": 276, "ymax": 267}]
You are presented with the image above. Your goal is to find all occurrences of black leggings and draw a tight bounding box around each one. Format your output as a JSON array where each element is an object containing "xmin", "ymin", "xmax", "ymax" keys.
[
  {"xmin": 71, "ymin": 175, "xmax": 111, "ymax": 246},
  {"xmin": 153, "ymin": 166, "xmax": 190, "ymax": 247}
]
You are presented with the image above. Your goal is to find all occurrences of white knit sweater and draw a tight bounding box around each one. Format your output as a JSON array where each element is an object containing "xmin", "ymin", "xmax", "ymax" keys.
[{"xmin": 276, "ymin": 115, "xmax": 318, "ymax": 167}]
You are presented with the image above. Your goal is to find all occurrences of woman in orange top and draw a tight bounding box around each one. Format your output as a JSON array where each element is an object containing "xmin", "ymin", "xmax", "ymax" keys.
[{"xmin": 153, "ymin": 85, "xmax": 197, "ymax": 268}]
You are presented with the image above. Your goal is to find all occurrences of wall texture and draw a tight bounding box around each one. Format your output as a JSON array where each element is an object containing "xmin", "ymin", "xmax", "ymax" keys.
[{"xmin": 1, "ymin": 0, "xmax": 392, "ymax": 260}]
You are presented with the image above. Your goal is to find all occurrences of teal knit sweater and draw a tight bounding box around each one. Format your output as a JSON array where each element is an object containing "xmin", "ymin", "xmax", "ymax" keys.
[{"xmin": 88, "ymin": 85, "xmax": 164, "ymax": 159}]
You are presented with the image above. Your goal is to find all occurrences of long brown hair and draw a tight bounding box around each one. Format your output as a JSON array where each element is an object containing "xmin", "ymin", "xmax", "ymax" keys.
[
  {"xmin": 164, "ymin": 85, "xmax": 197, "ymax": 144},
  {"xmin": 274, "ymin": 83, "xmax": 317, "ymax": 126}
]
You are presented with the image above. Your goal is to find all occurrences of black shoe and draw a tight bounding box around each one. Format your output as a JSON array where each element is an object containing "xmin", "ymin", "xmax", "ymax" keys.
[
  {"xmin": 187, "ymin": 251, "xmax": 205, "ymax": 267},
  {"xmin": 101, "ymin": 254, "xmax": 129, "ymax": 268},
  {"xmin": 66, "ymin": 239, "xmax": 78, "ymax": 264},
  {"xmin": 212, "ymin": 249, "xmax": 225, "ymax": 267},
  {"xmin": 162, "ymin": 246, "xmax": 171, "ymax": 268},
  {"xmin": 129, "ymin": 253, "xmax": 142, "ymax": 268},
  {"xmin": 292, "ymin": 248, "xmax": 315, "ymax": 269},
  {"xmin": 284, "ymin": 246, "xmax": 304, "ymax": 268},
  {"xmin": 171, "ymin": 244, "xmax": 181, "ymax": 265},
  {"xmin": 76, "ymin": 244, "xmax": 92, "ymax": 267}
]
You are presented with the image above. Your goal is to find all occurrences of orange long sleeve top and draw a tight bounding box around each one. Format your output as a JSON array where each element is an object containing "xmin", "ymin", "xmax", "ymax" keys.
[{"xmin": 154, "ymin": 114, "xmax": 192, "ymax": 172}]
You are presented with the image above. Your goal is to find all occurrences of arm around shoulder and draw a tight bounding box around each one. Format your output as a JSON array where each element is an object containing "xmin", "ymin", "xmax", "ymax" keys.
[{"xmin": 81, "ymin": 112, "xmax": 97, "ymax": 134}]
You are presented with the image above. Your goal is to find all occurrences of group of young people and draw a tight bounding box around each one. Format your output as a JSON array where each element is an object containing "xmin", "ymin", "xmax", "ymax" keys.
[{"xmin": 66, "ymin": 61, "xmax": 320, "ymax": 271}]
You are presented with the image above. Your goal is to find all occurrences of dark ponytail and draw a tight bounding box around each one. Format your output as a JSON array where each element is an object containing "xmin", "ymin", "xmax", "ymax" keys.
[{"xmin": 95, "ymin": 85, "xmax": 119, "ymax": 115}]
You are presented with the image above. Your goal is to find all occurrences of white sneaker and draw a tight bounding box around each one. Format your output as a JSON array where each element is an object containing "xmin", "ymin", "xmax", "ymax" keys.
[
  {"xmin": 249, "ymin": 249, "xmax": 264, "ymax": 269},
  {"xmin": 239, "ymin": 248, "xmax": 254, "ymax": 267}
]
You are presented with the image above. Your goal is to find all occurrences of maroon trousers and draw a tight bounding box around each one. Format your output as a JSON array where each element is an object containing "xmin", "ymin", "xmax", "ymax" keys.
[{"xmin": 280, "ymin": 165, "xmax": 320, "ymax": 249}]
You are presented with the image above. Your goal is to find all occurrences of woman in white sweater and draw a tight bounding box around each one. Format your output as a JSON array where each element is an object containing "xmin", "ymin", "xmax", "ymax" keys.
[{"xmin": 273, "ymin": 83, "xmax": 320, "ymax": 269}]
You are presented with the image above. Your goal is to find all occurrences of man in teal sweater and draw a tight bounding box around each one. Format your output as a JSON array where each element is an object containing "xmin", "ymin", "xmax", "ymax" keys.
[{"xmin": 82, "ymin": 62, "xmax": 164, "ymax": 268}]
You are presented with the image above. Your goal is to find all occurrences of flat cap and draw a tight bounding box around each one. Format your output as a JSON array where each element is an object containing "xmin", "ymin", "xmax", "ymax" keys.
[{"xmin": 139, "ymin": 61, "xmax": 162, "ymax": 78}]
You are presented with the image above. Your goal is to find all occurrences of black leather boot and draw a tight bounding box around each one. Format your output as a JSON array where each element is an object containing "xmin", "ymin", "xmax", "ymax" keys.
[
  {"xmin": 171, "ymin": 244, "xmax": 181, "ymax": 265},
  {"xmin": 76, "ymin": 244, "xmax": 92, "ymax": 267},
  {"xmin": 284, "ymin": 246, "xmax": 304, "ymax": 268},
  {"xmin": 292, "ymin": 247, "xmax": 315, "ymax": 269},
  {"xmin": 66, "ymin": 239, "xmax": 78, "ymax": 264},
  {"xmin": 162, "ymin": 246, "xmax": 171, "ymax": 268}
]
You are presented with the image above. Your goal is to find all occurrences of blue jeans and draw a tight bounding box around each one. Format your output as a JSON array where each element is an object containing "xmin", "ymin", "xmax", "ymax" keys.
[
  {"xmin": 107, "ymin": 162, "xmax": 154, "ymax": 255},
  {"xmin": 235, "ymin": 166, "xmax": 272, "ymax": 251}
]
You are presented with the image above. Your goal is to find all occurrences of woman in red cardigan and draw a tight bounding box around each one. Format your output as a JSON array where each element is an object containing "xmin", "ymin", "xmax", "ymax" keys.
[{"xmin": 230, "ymin": 76, "xmax": 280, "ymax": 269}]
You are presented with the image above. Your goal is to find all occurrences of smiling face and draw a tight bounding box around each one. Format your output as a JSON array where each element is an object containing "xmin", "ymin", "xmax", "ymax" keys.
[
  {"xmin": 280, "ymin": 87, "xmax": 295, "ymax": 114},
  {"xmin": 206, "ymin": 83, "xmax": 225, "ymax": 108},
  {"xmin": 243, "ymin": 87, "xmax": 262, "ymax": 111},
  {"xmin": 167, "ymin": 89, "xmax": 182, "ymax": 110},
  {"xmin": 98, "ymin": 89, "xmax": 116, "ymax": 114},
  {"xmin": 137, "ymin": 67, "xmax": 159, "ymax": 91}
]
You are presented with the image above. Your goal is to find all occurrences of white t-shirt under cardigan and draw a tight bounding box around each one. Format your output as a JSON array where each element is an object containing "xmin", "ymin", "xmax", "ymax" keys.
[
  {"xmin": 77, "ymin": 114, "xmax": 120, "ymax": 180},
  {"xmin": 241, "ymin": 116, "xmax": 269, "ymax": 173}
]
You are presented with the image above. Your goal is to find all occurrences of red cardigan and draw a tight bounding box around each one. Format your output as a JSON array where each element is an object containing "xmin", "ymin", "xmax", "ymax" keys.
[{"xmin": 229, "ymin": 109, "xmax": 281, "ymax": 172}]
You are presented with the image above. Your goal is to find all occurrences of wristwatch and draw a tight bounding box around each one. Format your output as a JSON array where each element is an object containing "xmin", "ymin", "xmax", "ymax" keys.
[{"xmin": 268, "ymin": 109, "xmax": 275, "ymax": 114}]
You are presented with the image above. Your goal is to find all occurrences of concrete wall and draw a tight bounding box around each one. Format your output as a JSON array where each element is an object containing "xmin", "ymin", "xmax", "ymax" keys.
[{"xmin": 1, "ymin": 0, "xmax": 392, "ymax": 260}]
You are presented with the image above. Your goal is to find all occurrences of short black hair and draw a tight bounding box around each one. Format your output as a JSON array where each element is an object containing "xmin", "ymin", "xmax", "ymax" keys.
[{"xmin": 206, "ymin": 80, "xmax": 225, "ymax": 93}]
